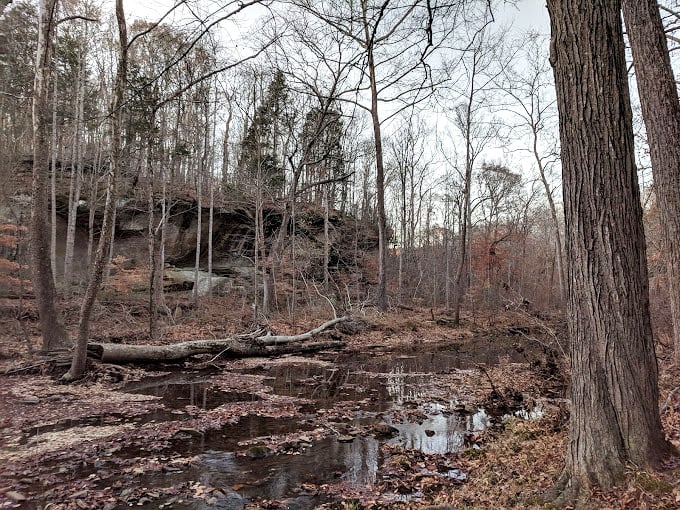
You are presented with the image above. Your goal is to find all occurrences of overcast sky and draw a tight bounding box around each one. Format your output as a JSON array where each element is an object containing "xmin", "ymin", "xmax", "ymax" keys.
[{"xmin": 126, "ymin": 0, "xmax": 552, "ymax": 37}]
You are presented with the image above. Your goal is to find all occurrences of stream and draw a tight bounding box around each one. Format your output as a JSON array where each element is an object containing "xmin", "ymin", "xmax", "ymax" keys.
[{"xmin": 16, "ymin": 343, "xmax": 544, "ymax": 509}]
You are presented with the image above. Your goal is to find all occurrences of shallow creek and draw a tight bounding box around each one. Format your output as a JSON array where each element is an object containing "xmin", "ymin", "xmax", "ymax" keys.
[
  {"xmin": 17, "ymin": 345, "xmax": 540, "ymax": 509},
  {"xmin": 113, "ymin": 348, "xmax": 533, "ymax": 508}
]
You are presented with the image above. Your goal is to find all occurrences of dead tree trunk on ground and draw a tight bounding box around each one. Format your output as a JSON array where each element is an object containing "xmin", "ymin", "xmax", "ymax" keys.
[{"xmin": 88, "ymin": 316, "xmax": 349, "ymax": 363}]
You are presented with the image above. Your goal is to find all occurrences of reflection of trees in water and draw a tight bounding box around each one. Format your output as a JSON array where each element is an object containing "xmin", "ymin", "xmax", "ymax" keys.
[
  {"xmin": 393, "ymin": 409, "xmax": 493, "ymax": 455},
  {"xmin": 343, "ymin": 437, "xmax": 380, "ymax": 485},
  {"xmin": 468, "ymin": 409, "xmax": 491, "ymax": 431},
  {"xmin": 396, "ymin": 414, "xmax": 464, "ymax": 454},
  {"xmin": 385, "ymin": 362, "xmax": 429, "ymax": 404},
  {"xmin": 269, "ymin": 365, "xmax": 352, "ymax": 401}
]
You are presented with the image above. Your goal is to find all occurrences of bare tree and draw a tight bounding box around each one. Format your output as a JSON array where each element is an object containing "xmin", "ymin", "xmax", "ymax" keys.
[
  {"xmin": 31, "ymin": 0, "xmax": 68, "ymax": 351},
  {"xmin": 499, "ymin": 33, "xmax": 564, "ymax": 302},
  {"xmin": 290, "ymin": 0, "xmax": 464, "ymax": 310},
  {"xmin": 386, "ymin": 116, "xmax": 429, "ymax": 304},
  {"xmin": 63, "ymin": 0, "xmax": 127, "ymax": 381},
  {"xmin": 446, "ymin": 19, "xmax": 503, "ymax": 324},
  {"xmin": 547, "ymin": 0, "xmax": 671, "ymax": 502}
]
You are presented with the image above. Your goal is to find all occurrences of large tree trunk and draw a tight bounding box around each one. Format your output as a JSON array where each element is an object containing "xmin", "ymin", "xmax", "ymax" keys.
[
  {"xmin": 31, "ymin": 0, "xmax": 67, "ymax": 352},
  {"xmin": 88, "ymin": 316, "xmax": 349, "ymax": 363},
  {"xmin": 622, "ymin": 0, "xmax": 680, "ymax": 363},
  {"xmin": 547, "ymin": 0, "xmax": 671, "ymax": 503},
  {"xmin": 62, "ymin": 0, "xmax": 127, "ymax": 381}
]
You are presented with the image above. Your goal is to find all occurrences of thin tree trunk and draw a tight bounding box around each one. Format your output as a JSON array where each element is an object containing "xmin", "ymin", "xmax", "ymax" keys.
[
  {"xmin": 208, "ymin": 167, "xmax": 214, "ymax": 296},
  {"xmin": 193, "ymin": 151, "xmax": 203, "ymax": 304},
  {"xmin": 622, "ymin": 0, "xmax": 680, "ymax": 363},
  {"xmin": 147, "ymin": 143, "xmax": 160, "ymax": 340},
  {"xmin": 323, "ymin": 187, "xmax": 330, "ymax": 289},
  {"xmin": 104, "ymin": 204, "xmax": 116, "ymax": 280},
  {"xmin": 50, "ymin": 64, "xmax": 58, "ymax": 283},
  {"xmin": 452, "ymin": 55, "xmax": 479, "ymax": 325},
  {"xmin": 31, "ymin": 0, "xmax": 67, "ymax": 351},
  {"xmin": 547, "ymin": 0, "xmax": 671, "ymax": 502},
  {"xmin": 87, "ymin": 173, "xmax": 97, "ymax": 266},
  {"xmin": 63, "ymin": 59, "xmax": 85, "ymax": 291},
  {"xmin": 368, "ymin": 48, "xmax": 388, "ymax": 311},
  {"xmin": 63, "ymin": 0, "xmax": 126, "ymax": 381},
  {"xmin": 533, "ymin": 126, "xmax": 565, "ymax": 302}
]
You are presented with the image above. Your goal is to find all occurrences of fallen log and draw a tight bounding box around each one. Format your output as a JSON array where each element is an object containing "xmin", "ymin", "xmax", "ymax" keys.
[{"xmin": 87, "ymin": 316, "xmax": 349, "ymax": 363}]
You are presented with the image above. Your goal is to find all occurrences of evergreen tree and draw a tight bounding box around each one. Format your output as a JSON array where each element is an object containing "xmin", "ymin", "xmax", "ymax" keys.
[{"xmin": 238, "ymin": 70, "xmax": 288, "ymax": 193}]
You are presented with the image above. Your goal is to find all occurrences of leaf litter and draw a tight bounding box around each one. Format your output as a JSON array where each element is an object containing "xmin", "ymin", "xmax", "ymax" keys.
[{"xmin": 1, "ymin": 306, "xmax": 679, "ymax": 508}]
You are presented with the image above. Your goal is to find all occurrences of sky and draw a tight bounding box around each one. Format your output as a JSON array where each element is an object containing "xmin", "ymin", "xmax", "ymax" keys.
[
  {"xmin": 125, "ymin": 0, "xmax": 552, "ymax": 38},
  {"xmin": 500, "ymin": 0, "xmax": 550, "ymax": 35}
]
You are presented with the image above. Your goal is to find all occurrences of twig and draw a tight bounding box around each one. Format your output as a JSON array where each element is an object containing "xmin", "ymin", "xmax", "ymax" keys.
[
  {"xmin": 476, "ymin": 363, "xmax": 500, "ymax": 396},
  {"xmin": 313, "ymin": 282, "xmax": 337, "ymax": 319},
  {"xmin": 661, "ymin": 385, "xmax": 680, "ymax": 414}
]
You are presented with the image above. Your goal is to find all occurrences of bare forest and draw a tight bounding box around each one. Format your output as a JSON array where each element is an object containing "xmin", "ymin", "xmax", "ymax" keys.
[{"xmin": 1, "ymin": 0, "xmax": 680, "ymax": 508}]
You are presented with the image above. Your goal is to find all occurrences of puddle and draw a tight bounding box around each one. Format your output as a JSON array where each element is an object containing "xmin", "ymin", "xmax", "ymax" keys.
[
  {"xmin": 171, "ymin": 414, "xmax": 316, "ymax": 453},
  {"xmin": 130, "ymin": 382, "xmax": 258, "ymax": 410},
  {"xmin": 16, "ymin": 343, "xmax": 547, "ymax": 509},
  {"xmin": 258, "ymin": 364, "xmax": 390, "ymax": 412},
  {"xmin": 135, "ymin": 435, "xmax": 381, "ymax": 509},
  {"xmin": 390, "ymin": 408, "xmax": 492, "ymax": 454},
  {"xmin": 124, "ymin": 376, "xmax": 260, "ymax": 410},
  {"xmin": 20, "ymin": 408, "xmax": 181, "ymax": 444}
]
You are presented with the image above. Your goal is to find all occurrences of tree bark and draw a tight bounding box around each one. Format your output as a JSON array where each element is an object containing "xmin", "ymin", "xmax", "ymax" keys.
[
  {"xmin": 31, "ymin": 0, "xmax": 67, "ymax": 352},
  {"xmin": 63, "ymin": 56, "xmax": 86, "ymax": 291},
  {"xmin": 49, "ymin": 62, "xmax": 58, "ymax": 283},
  {"xmin": 88, "ymin": 316, "xmax": 349, "ymax": 363},
  {"xmin": 62, "ymin": 0, "xmax": 127, "ymax": 381},
  {"xmin": 0, "ymin": 0, "xmax": 12, "ymax": 17},
  {"xmin": 547, "ymin": 0, "xmax": 671, "ymax": 502},
  {"xmin": 622, "ymin": 0, "xmax": 680, "ymax": 364},
  {"xmin": 367, "ymin": 44, "xmax": 388, "ymax": 312}
]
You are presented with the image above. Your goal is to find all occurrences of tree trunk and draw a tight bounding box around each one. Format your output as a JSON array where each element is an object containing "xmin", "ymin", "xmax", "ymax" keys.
[
  {"xmin": 192, "ymin": 134, "xmax": 203, "ymax": 305},
  {"xmin": 147, "ymin": 143, "xmax": 161, "ymax": 340},
  {"xmin": 622, "ymin": 0, "xmax": 680, "ymax": 363},
  {"xmin": 323, "ymin": 187, "xmax": 330, "ymax": 289},
  {"xmin": 547, "ymin": 0, "xmax": 671, "ymax": 502},
  {"xmin": 63, "ymin": 0, "xmax": 127, "ymax": 381},
  {"xmin": 88, "ymin": 316, "xmax": 349, "ymax": 363},
  {"xmin": 63, "ymin": 60, "xmax": 85, "ymax": 291},
  {"xmin": 49, "ymin": 64, "xmax": 58, "ymax": 282},
  {"xmin": 533, "ymin": 124, "xmax": 565, "ymax": 304},
  {"xmin": 368, "ymin": 48, "xmax": 388, "ymax": 312},
  {"xmin": 31, "ymin": 0, "xmax": 67, "ymax": 352}
]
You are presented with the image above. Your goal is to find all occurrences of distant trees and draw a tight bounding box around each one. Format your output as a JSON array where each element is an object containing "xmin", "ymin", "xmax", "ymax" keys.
[
  {"xmin": 0, "ymin": 1, "xmax": 37, "ymax": 169},
  {"xmin": 547, "ymin": 0, "xmax": 670, "ymax": 502},
  {"xmin": 238, "ymin": 69, "xmax": 288, "ymax": 194},
  {"xmin": 290, "ymin": 0, "xmax": 466, "ymax": 311}
]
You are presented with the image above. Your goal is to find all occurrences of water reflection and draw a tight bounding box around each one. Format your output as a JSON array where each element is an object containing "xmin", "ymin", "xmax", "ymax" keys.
[
  {"xmin": 125, "ymin": 377, "xmax": 259, "ymax": 410},
  {"xmin": 390, "ymin": 409, "xmax": 490, "ymax": 454},
  {"xmin": 385, "ymin": 363, "xmax": 429, "ymax": 404},
  {"xmin": 143, "ymin": 435, "xmax": 381, "ymax": 509}
]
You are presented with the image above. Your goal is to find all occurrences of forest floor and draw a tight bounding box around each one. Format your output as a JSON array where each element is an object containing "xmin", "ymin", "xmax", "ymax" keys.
[{"xmin": 1, "ymin": 296, "xmax": 680, "ymax": 509}]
